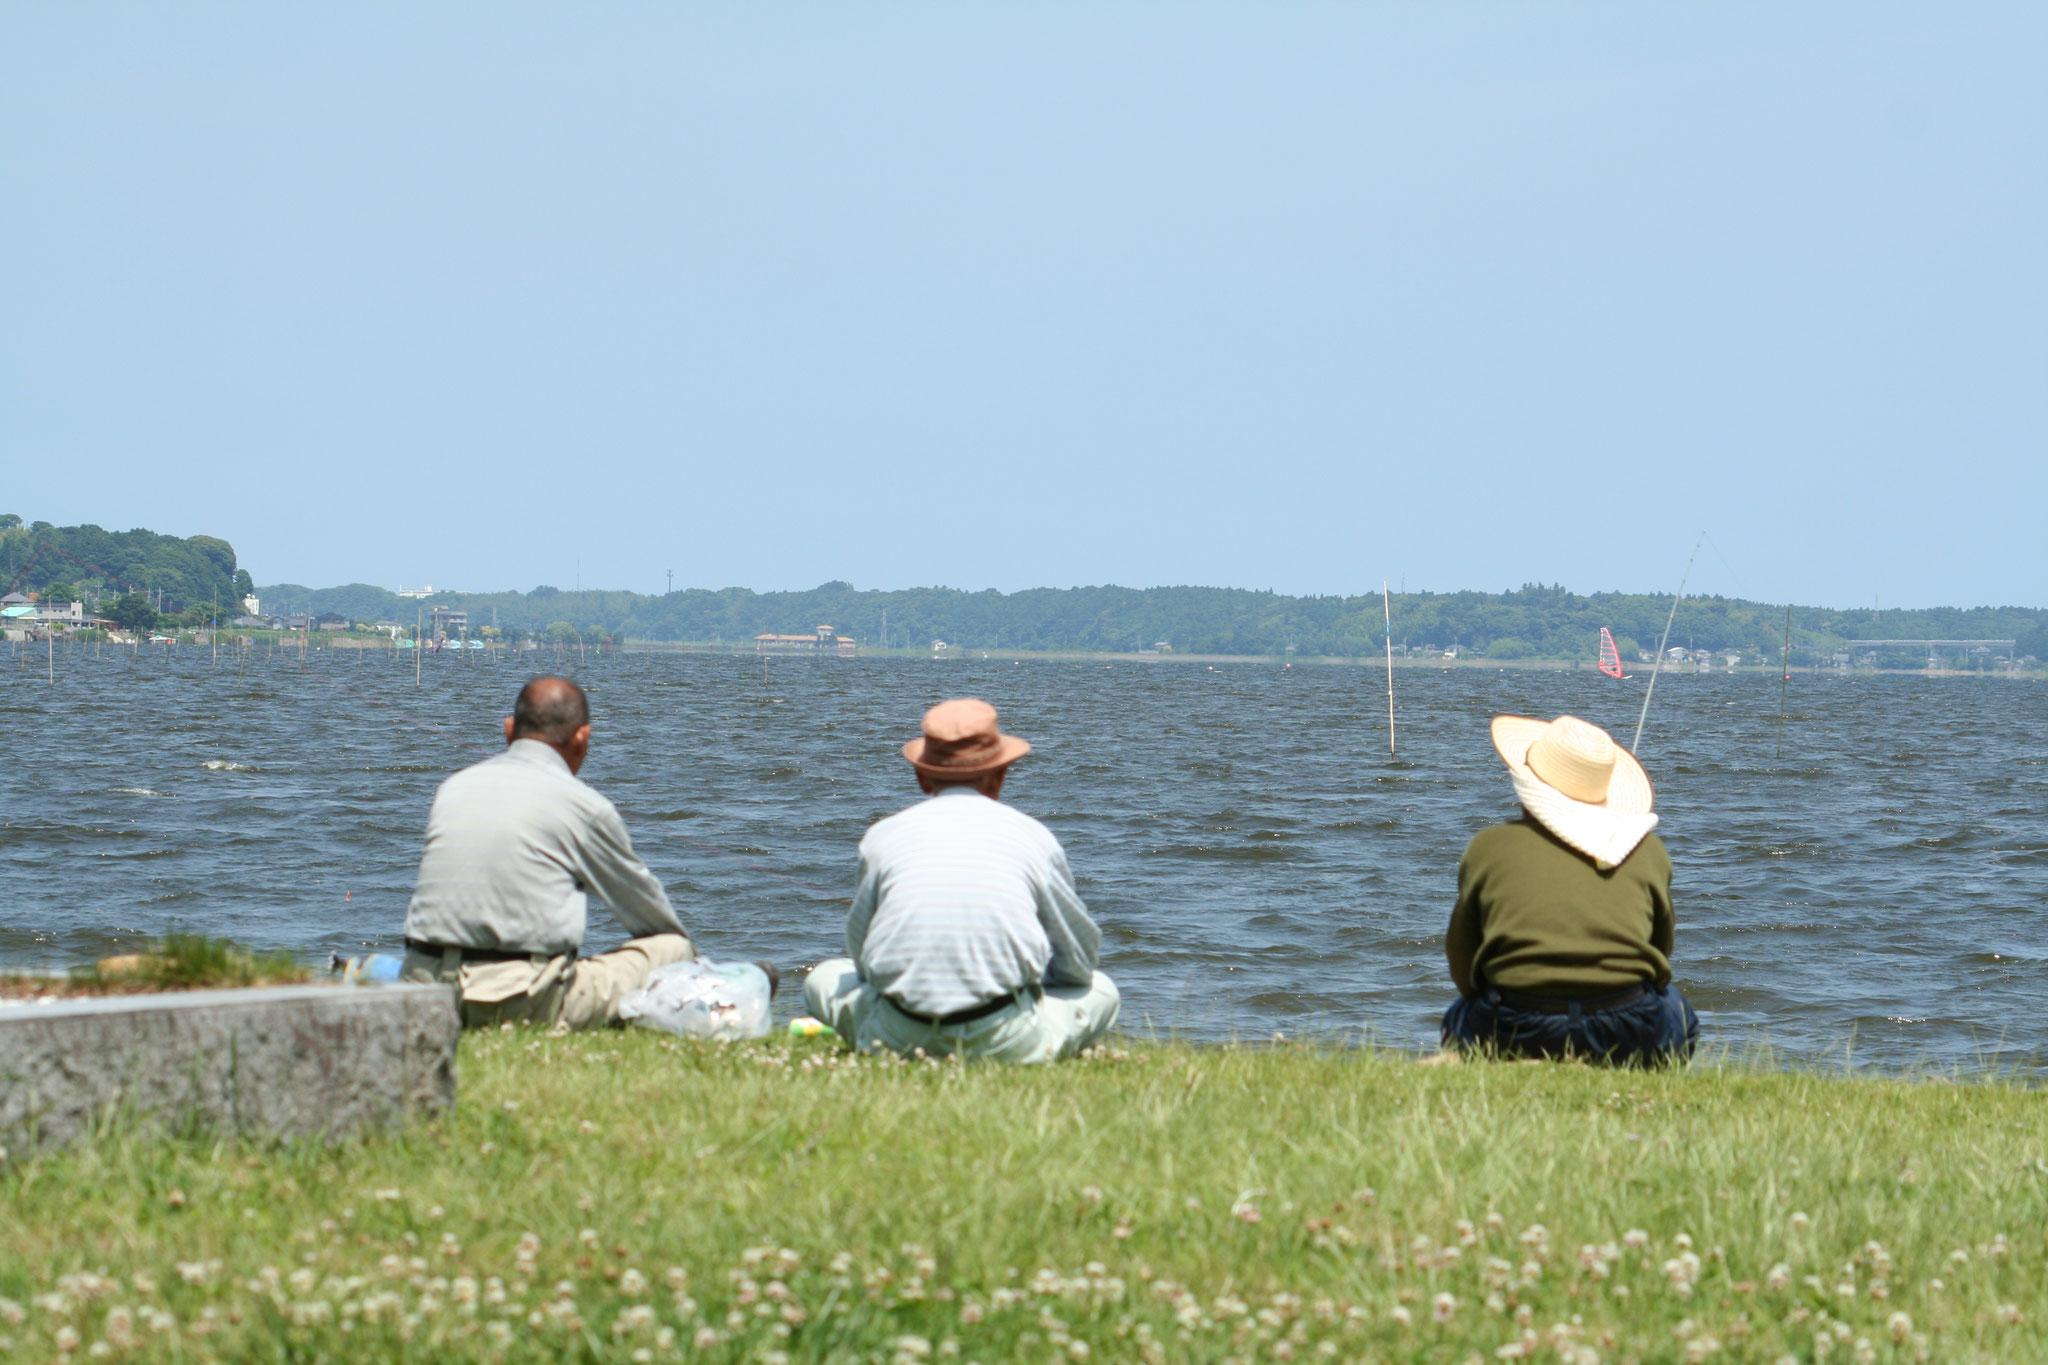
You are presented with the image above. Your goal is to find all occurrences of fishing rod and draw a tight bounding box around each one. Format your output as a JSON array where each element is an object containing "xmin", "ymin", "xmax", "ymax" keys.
[{"xmin": 1631, "ymin": 532, "xmax": 1704, "ymax": 755}]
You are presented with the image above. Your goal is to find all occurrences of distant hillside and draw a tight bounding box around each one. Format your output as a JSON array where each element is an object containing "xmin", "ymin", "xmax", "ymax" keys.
[
  {"xmin": 0, "ymin": 516, "xmax": 245, "ymax": 611},
  {"xmin": 256, "ymin": 577, "xmax": 2048, "ymax": 665}
]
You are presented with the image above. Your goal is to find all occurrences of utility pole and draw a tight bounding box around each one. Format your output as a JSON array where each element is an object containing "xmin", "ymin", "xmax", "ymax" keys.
[{"xmin": 666, "ymin": 569, "xmax": 673, "ymax": 597}]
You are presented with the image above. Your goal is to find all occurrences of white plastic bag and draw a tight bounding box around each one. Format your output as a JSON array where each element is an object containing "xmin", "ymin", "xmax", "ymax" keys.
[{"xmin": 619, "ymin": 959, "xmax": 774, "ymax": 1040}]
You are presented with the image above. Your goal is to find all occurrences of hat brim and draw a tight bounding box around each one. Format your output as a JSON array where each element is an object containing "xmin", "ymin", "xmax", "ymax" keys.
[
  {"xmin": 902, "ymin": 733, "xmax": 1031, "ymax": 777},
  {"xmin": 1490, "ymin": 715, "xmax": 1653, "ymax": 814}
]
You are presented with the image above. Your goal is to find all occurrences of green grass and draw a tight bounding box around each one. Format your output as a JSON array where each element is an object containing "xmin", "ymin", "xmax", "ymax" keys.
[
  {"xmin": 1, "ymin": 1033, "xmax": 2043, "ymax": 1363},
  {"xmin": 0, "ymin": 935, "xmax": 309, "ymax": 998}
]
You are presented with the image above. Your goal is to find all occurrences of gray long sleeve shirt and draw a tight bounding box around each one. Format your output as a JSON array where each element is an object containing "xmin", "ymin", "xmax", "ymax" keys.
[
  {"xmin": 403, "ymin": 739, "xmax": 683, "ymax": 955},
  {"xmin": 847, "ymin": 786, "xmax": 1101, "ymax": 1016}
]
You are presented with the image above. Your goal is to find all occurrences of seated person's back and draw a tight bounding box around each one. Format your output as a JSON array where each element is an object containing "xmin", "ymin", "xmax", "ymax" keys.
[
  {"xmin": 1449, "ymin": 818, "xmax": 1672, "ymax": 1000},
  {"xmin": 400, "ymin": 675, "xmax": 695, "ymax": 1029},
  {"xmin": 803, "ymin": 697, "xmax": 1120, "ymax": 1063},
  {"xmin": 853, "ymin": 787, "xmax": 1092, "ymax": 1019},
  {"xmin": 1439, "ymin": 713, "xmax": 1698, "ymax": 1065}
]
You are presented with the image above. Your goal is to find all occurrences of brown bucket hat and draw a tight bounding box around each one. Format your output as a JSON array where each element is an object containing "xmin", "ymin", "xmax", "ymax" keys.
[{"xmin": 903, "ymin": 698, "xmax": 1032, "ymax": 778}]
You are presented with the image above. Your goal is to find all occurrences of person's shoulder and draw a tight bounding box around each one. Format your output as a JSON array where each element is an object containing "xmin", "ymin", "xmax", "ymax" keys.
[
  {"xmin": 1631, "ymin": 830, "xmax": 1672, "ymax": 871},
  {"xmin": 1458, "ymin": 820, "xmax": 1553, "ymax": 874},
  {"xmin": 435, "ymin": 750, "xmax": 508, "ymax": 795},
  {"xmin": 985, "ymin": 801, "xmax": 1067, "ymax": 857},
  {"xmin": 1463, "ymin": 820, "xmax": 1538, "ymax": 855},
  {"xmin": 860, "ymin": 799, "xmax": 931, "ymax": 847},
  {"xmin": 508, "ymin": 748, "xmax": 614, "ymax": 813}
]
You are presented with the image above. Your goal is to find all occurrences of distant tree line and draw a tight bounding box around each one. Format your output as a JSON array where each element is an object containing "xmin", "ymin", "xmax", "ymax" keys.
[
  {"xmin": 1, "ymin": 517, "xmax": 247, "ymax": 627},
  {"xmin": 256, "ymin": 576, "xmax": 2048, "ymax": 663}
]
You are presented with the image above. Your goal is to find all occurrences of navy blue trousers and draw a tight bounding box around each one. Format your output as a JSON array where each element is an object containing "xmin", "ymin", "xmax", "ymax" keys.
[{"xmin": 1441, "ymin": 984, "xmax": 1699, "ymax": 1067}]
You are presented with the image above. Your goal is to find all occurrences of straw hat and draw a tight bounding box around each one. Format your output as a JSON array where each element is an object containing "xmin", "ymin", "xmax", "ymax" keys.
[
  {"xmin": 1490, "ymin": 714, "xmax": 1653, "ymax": 814},
  {"xmin": 903, "ymin": 698, "xmax": 1032, "ymax": 778}
]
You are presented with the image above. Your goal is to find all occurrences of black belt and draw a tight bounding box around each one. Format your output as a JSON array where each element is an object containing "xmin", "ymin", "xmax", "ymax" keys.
[
  {"xmin": 406, "ymin": 939, "xmax": 547, "ymax": 965},
  {"xmin": 1492, "ymin": 983, "xmax": 1650, "ymax": 1015},
  {"xmin": 886, "ymin": 986, "xmax": 1039, "ymax": 1027}
]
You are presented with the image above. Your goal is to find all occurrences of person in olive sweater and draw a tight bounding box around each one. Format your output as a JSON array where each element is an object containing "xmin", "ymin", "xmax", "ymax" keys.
[{"xmin": 1439, "ymin": 713, "xmax": 1700, "ymax": 1065}]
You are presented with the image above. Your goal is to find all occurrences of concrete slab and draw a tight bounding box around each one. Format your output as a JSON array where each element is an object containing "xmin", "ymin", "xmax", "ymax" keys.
[{"xmin": 0, "ymin": 982, "xmax": 460, "ymax": 1155}]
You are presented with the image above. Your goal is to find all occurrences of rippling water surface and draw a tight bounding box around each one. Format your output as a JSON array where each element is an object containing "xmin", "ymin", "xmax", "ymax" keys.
[{"xmin": 3, "ymin": 643, "xmax": 2044, "ymax": 1069}]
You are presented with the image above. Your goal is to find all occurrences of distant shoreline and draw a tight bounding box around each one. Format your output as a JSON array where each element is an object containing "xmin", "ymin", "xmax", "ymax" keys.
[{"xmin": 620, "ymin": 641, "xmax": 2036, "ymax": 678}]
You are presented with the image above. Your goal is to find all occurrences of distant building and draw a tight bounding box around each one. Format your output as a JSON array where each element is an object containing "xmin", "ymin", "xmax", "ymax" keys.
[
  {"xmin": 315, "ymin": 612, "xmax": 349, "ymax": 631},
  {"xmin": 242, "ymin": 593, "xmax": 261, "ymax": 616},
  {"xmin": 430, "ymin": 606, "xmax": 469, "ymax": 640},
  {"xmin": 755, "ymin": 624, "xmax": 853, "ymax": 654},
  {"xmin": 395, "ymin": 585, "xmax": 439, "ymax": 599}
]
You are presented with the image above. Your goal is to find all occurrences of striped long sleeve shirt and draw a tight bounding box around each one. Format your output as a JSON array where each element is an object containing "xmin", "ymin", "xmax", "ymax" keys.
[{"xmin": 846, "ymin": 786, "xmax": 1101, "ymax": 1017}]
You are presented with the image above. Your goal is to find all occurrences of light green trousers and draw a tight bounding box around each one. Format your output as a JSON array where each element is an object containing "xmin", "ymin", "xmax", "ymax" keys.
[{"xmin": 803, "ymin": 958, "xmax": 1120, "ymax": 1063}]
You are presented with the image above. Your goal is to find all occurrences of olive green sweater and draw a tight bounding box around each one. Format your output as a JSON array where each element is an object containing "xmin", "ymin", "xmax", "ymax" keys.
[{"xmin": 1445, "ymin": 818, "xmax": 1675, "ymax": 998}]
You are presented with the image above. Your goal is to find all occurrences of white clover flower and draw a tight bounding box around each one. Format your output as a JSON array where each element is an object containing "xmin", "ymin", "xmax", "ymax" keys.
[{"xmin": 1432, "ymin": 1293, "xmax": 1456, "ymax": 1324}]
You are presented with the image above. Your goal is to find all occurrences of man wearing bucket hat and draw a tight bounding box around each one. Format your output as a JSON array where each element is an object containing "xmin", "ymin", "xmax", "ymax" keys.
[
  {"xmin": 1438, "ymin": 714, "xmax": 1700, "ymax": 1065},
  {"xmin": 802, "ymin": 698, "xmax": 1120, "ymax": 1062}
]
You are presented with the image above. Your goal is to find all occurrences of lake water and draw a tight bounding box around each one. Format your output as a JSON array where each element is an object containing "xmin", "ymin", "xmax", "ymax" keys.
[{"xmin": 3, "ymin": 642, "xmax": 2044, "ymax": 1070}]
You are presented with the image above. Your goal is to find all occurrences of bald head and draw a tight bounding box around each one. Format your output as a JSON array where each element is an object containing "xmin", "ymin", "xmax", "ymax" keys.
[{"xmin": 511, "ymin": 676, "xmax": 589, "ymax": 745}]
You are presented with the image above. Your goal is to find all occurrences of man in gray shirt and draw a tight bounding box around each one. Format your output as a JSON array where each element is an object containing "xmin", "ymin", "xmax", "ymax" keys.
[
  {"xmin": 401, "ymin": 676, "xmax": 693, "ymax": 1028},
  {"xmin": 803, "ymin": 697, "xmax": 1120, "ymax": 1062}
]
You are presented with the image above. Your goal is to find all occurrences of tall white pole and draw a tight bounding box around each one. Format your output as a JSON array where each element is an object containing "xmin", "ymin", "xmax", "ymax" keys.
[{"xmin": 1382, "ymin": 581, "xmax": 1396, "ymax": 757}]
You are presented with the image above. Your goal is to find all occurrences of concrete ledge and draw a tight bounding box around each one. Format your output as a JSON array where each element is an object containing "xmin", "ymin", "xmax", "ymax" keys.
[{"xmin": 0, "ymin": 983, "xmax": 460, "ymax": 1155}]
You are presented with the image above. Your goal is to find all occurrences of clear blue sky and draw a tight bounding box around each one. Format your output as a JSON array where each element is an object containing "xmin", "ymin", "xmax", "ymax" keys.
[{"xmin": 4, "ymin": 4, "xmax": 2043, "ymax": 607}]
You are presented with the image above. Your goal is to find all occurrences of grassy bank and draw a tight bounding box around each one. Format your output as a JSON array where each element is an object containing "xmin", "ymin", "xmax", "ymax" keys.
[
  {"xmin": 0, "ymin": 935, "xmax": 307, "ymax": 998},
  {"xmin": 2, "ymin": 1034, "xmax": 2042, "ymax": 1363}
]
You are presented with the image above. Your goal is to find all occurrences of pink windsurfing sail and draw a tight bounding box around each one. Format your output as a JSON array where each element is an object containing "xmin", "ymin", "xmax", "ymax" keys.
[{"xmin": 1598, "ymin": 627, "xmax": 1625, "ymax": 678}]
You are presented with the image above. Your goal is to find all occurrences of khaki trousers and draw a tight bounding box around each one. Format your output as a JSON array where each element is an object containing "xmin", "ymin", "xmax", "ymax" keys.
[{"xmin": 401, "ymin": 934, "xmax": 695, "ymax": 1030}]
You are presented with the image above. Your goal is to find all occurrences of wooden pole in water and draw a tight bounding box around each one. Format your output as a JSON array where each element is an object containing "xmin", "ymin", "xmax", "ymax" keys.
[
  {"xmin": 1776, "ymin": 604, "xmax": 1792, "ymax": 759},
  {"xmin": 1632, "ymin": 533, "xmax": 1703, "ymax": 755},
  {"xmin": 415, "ymin": 604, "xmax": 423, "ymax": 689},
  {"xmin": 48, "ymin": 629, "xmax": 54, "ymax": 686},
  {"xmin": 1382, "ymin": 581, "xmax": 1396, "ymax": 757}
]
